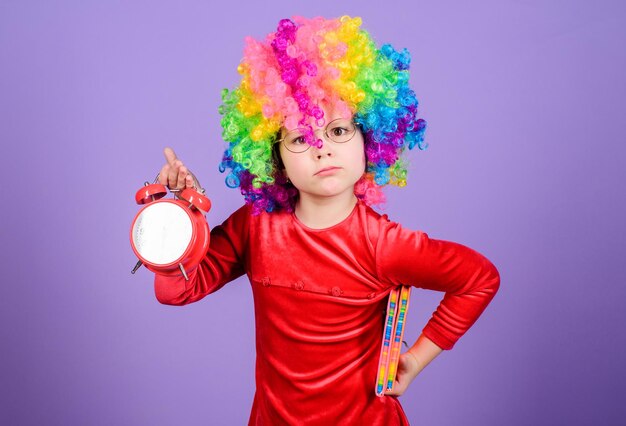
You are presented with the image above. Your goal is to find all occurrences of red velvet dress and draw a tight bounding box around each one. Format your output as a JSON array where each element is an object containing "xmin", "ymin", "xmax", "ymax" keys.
[{"xmin": 154, "ymin": 202, "xmax": 500, "ymax": 425}]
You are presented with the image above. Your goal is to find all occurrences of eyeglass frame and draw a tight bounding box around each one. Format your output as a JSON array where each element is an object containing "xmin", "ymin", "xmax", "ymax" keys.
[{"xmin": 276, "ymin": 118, "xmax": 361, "ymax": 154}]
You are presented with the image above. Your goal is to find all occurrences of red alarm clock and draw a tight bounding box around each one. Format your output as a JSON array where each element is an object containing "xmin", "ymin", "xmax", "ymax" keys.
[{"xmin": 130, "ymin": 179, "xmax": 211, "ymax": 280}]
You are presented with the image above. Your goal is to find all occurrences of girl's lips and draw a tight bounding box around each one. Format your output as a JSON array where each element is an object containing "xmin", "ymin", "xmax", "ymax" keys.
[{"xmin": 315, "ymin": 167, "xmax": 341, "ymax": 176}]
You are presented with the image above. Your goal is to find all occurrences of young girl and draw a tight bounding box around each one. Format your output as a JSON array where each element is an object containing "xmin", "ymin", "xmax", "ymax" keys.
[{"xmin": 154, "ymin": 16, "xmax": 500, "ymax": 425}]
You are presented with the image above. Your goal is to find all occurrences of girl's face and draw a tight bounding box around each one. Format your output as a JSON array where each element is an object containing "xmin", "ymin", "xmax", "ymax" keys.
[{"xmin": 278, "ymin": 107, "xmax": 366, "ymax": 203}]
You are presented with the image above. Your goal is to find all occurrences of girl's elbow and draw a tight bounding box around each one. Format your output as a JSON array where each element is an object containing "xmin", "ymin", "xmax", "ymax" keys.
[
  {"xmin": 154, "ymin": 275, "xmax": 191, "ymax": 306},
  {"xmin": 486, "ymin": 263, "xmax": 501, "ymax": 297},
  {"xmin": 155, "ymin": 290, "xmax": 186, "ymax": 306}
]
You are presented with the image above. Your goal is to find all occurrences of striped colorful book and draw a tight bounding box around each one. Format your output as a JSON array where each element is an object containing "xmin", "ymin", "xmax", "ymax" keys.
[{"xmin": 375, "ymin": 285, "xmax": 412, "ymax": 396}]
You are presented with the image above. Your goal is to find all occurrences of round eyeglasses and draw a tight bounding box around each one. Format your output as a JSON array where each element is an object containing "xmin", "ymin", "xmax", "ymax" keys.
[{"xmin": 277, "ymin": 118, "xmax": 358, "ymax": 153}]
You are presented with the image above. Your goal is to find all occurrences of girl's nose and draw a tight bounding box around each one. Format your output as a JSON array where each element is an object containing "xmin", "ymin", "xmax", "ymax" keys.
[{"xmin": 313, "ymin": 137, "xmax": 334, "ymax": 158}]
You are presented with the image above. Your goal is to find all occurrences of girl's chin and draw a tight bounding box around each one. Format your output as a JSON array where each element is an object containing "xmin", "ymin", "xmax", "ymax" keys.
[{"xmin": 301, "ymin": 184, "xmax": 356, "ymax": 200}]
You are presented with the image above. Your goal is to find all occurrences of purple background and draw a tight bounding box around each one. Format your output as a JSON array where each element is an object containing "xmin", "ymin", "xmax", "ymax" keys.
[{"xmin": 1, "ymin": 1, "xmax": 624, "ymax": 425}]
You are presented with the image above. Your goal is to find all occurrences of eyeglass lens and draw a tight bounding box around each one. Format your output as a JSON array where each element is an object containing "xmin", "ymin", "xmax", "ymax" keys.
[{"xmin": 282, "ymin": 119, "xmax": 356, "ymax": 153}]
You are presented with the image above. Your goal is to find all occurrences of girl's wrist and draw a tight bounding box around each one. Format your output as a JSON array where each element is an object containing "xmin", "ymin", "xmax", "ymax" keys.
[{"xmin": 406, "ymin": 349, "xmax": 424, "ymax": 374}]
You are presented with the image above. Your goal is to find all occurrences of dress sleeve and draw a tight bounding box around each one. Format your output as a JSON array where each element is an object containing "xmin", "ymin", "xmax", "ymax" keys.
[
  {"xmin": 154, "ymin": 204, "xmax": 250, "ymax": 306},
  {"xmin": 375, "ymin": 219, "xmax": 500, "ymax": 350}
]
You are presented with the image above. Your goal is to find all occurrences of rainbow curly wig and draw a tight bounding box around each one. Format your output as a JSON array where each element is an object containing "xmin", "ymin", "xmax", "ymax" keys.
[{"xmin": 219, "ymin": 16, "xmax": 427, "ymax": 214}]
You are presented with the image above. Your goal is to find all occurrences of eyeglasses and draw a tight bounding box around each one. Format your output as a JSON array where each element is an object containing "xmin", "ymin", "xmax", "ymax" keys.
[{"xmin": 277, "ymin": 118, "xmax": 358, "ymax": 153}]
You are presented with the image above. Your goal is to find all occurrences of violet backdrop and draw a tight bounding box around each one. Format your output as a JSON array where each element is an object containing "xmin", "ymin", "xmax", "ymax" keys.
[{"xmin": 1, "ymin": 0, "xmax": 624, "ymax": 425}]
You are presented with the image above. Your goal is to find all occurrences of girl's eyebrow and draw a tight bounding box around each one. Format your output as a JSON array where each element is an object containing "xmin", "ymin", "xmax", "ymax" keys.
[
  {"xmin": 283, "ymin": 117, "xmax": 347, "ymax": 132},
  {"xmin": 282, "ymin": 128, "xmax": 305, "ymax": 135}
]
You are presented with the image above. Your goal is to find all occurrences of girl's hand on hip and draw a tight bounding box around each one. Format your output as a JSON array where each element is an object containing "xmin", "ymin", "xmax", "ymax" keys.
[
  {"xmin": 159, "ymin": 147, "xmax": 200, "ymax": 192},
  {"xmin": 384, "ymin": 351, "xmax": 421, "ymax": 396}
]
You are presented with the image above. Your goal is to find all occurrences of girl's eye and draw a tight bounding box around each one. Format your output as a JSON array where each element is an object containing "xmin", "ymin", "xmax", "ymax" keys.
[
  {"xmin": 290, "ymin": 136, "xmax": 306, "ymax": 145},
  {"xmin": 331, "ymin": 127, "xmax": 347, "ymax": 136}
]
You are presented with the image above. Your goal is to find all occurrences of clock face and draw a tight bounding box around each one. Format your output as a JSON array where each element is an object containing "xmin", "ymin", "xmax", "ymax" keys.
[{"xmin": 131, "ymin": 201, "xmax": 193, "ymax": 266}]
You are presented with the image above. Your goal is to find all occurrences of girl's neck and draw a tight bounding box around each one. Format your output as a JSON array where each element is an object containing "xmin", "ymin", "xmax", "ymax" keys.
[{"xmin": 294, "ymin": 192, "xmax": 358, "ymax": 230}]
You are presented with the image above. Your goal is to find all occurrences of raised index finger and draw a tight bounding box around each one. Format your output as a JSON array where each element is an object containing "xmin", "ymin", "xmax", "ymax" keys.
[{"xmin": 163, "ymin": 147, "xmax": 178, "ymax": 167}]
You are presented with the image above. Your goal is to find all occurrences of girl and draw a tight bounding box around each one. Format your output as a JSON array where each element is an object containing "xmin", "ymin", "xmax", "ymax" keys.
[{"xmin": 154, "ymin": 16, "xmax": 500, "ymax": 425}]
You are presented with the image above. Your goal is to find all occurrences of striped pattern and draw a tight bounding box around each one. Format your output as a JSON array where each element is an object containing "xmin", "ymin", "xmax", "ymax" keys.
[{"xmin": 375, "ymin": 285, "xmax": 412, "ymax": 396}]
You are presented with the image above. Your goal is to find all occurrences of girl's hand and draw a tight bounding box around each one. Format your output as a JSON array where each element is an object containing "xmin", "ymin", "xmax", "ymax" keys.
[
  {"xmin": 158, "ymin": 147, "xmax": 200, "ymax": 192},
  {"xmin": 384, "ymin": 351, "xmax": 421, "ymax": 396}
]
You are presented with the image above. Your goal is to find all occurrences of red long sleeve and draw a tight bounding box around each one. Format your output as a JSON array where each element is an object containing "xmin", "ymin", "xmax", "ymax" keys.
[
  {"xmin": 375, "ymin": 220, "xmax": 500, "ymax": 350},
  {"xmin": 153, "ymin": 204, "xmax": 249, "ymax": 305}
]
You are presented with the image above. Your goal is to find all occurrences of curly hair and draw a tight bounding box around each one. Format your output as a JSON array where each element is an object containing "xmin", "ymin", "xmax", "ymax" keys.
[{"xmin": 218, "ymin": 16, "xmax": 427, "ymax": 214}]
